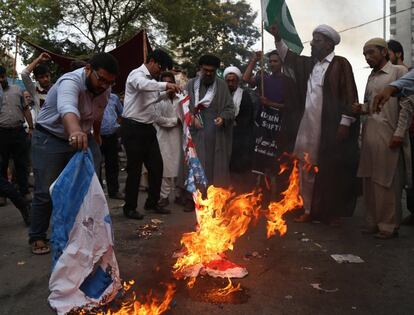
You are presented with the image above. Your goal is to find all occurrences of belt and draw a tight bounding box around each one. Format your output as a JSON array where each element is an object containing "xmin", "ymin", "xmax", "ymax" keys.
[
  {"xmin": 35, "ymin": 124, "xmax": 65, "ymax": 140},
  {"xmin": 122, "ymin": 118, "xmax": 153, "ymax": 127}
]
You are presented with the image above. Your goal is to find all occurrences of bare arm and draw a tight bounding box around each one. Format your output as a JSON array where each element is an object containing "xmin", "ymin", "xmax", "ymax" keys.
[
  {"xmin": 63, "ymin": 113, "xmax": 88, "ymax": 151},
  {"xmin": 242, "ymin": 52, "xmax": 262, "ymax": 87}
]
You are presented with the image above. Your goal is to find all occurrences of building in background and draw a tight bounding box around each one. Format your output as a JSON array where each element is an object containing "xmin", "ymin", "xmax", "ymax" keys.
[{"xmin": 390, "ymin": 0, "xmax": 414, "ymax": 67}]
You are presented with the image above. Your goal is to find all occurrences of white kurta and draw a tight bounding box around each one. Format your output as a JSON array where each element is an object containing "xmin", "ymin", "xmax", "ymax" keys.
[
  {"xmin": 292, "ymin": 52, "xmax": 335, "ymax": 213},
  {"xmin": 154, "ymin": 96, "xmax": 182, "ymax": 178}
]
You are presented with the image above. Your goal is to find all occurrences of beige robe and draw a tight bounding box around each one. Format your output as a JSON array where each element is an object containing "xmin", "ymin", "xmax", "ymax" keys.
[
  {"xmin": 357, "ymin": 62, "xmax": 412, "ymax": 232},
  {"xmin": 357, "ymin": 62, "xmax": 412, "ymax": 187}
]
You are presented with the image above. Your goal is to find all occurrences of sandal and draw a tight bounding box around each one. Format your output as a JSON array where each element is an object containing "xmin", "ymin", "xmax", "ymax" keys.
[{"xmin": 31, "ymin": 240, "xmax": 50, "ymax": 255}]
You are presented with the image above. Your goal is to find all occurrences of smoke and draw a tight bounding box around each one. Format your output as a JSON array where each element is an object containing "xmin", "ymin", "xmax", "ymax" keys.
[{"xmin": 248, "ymin": 0, "xmax": 388, "ymax": 101}]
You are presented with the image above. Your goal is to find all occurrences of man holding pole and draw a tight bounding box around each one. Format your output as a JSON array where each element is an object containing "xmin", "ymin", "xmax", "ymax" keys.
[{"xmin": 271, "ymin": 23, "xmax": 360, "ymax": 225}]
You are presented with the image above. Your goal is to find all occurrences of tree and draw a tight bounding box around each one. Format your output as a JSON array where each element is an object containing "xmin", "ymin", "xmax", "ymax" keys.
[
  {"xmin": 154, "ymin": 0, "xmax": 260, "ymax": 71},
  {"xmin": 59, "ymin": 0, "xmax": 154, "ymax": 52},
  {"xmin": 0, "ymin": 0, "xmax": 61, "ymax": 53}
]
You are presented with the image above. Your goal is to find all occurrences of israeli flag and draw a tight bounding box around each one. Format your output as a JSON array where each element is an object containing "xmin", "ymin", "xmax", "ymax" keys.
[{"xmin": 48, "ymin": 150, "xmax": 121, "ymax": 315}]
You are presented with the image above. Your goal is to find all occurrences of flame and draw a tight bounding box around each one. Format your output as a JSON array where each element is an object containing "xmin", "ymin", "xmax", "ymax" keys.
[
  {"xmin": 173, "ymin": 187, "xmax": 261, "ymax": 275},
  {"xmin": 215, "ymin": 278, "xmax": 242, "ymax": 297},
  {"xmin": 303, "ymin": 153, "xmax": 318, "ymax": 174},
  {"xmin": 266, "ymin": 159, "xmax": 304, "ymax": 238},
  {"xmin": 74, "ymin": 282, "xmax": 175, "ymax": 315},
  {"xmin": 187, "ymin": 277, "xmax": 196, "ymax": 288}
]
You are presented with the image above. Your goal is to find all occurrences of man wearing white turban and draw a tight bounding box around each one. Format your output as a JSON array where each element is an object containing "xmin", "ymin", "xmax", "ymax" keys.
[
  {"xmin": 224, "ymin": 66, "xmax": 255, "ymax": 192},
  {"xmin": 271, "ymin": 23, "xmax": 360, "ymax": 226}
]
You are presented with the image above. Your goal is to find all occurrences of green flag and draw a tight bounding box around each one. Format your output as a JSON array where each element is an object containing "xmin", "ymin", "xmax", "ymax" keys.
[{"xmin": 261, "ymin": 0, "xmax": 303, "ymax": 54}]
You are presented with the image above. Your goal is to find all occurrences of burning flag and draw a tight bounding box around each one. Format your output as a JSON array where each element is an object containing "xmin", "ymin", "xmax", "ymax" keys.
[{"xmin": 173, "ymin": 187, "xmax": 261, "ymax": 279}]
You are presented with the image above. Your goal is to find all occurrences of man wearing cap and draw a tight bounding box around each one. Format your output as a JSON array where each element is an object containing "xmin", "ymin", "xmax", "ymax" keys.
[
  {"xmin": 187, "ymin": 54, "xmax": 234, "ymax": 187},
  {"xmin": 353, "ymin": 38, "xmax": 411, "ymax": 239},
  {"xmin": 224, "ymin": 66, "xmax": 254, "ymax": 192},
  {"xmin": 270, "ymin": 24, "xmax": 359, "ymax": 225}
]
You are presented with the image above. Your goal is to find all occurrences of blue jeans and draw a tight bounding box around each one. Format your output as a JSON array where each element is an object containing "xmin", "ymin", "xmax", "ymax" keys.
[{"xmin": 28, "ymin": 129, "xmax": 101, "ymax": 243}]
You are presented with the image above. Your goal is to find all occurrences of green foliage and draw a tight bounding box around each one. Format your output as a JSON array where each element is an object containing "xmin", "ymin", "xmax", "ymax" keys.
[
  {"xmin": 1, "ymin": 0, "xmax": 259, "ymax": 77},
  {"xmin": 154, "ymin": 0, "xmax": 259, "ymax": 72}
]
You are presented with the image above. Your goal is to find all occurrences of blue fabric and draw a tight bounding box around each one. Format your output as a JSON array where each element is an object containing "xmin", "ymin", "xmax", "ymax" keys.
[
  {"xmin": 186, "ymin": 157, "xmax": 208, "ymax": 193},
  {"xmin": 79, "ymin": 266, "xmax": 113, "ymax": 299},
  {"xmin": 36, "ymin": 68, "xmax": 109, "ymax": 139},
  {"xmin": 100, "ymin": 93, "xmax": 123, "ymax": 135},
  {"xmin": 391, "ymin": 68, "xmax": 414, "ymax": 97},
  {"xmin": 50, "ymin": 150, "xmax": 95, "ymax": 270}
]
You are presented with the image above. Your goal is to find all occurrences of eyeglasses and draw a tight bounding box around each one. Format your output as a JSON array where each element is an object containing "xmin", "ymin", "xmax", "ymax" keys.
[{"xmin": 92, "ymin": 70, "xmax": 116, "ymax": 87}]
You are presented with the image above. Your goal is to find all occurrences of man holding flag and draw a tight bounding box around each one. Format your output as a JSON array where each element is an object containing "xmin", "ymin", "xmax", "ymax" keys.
[{"xmin": 265, "ymin": 5, "xmax": 359, "ymax": 225}]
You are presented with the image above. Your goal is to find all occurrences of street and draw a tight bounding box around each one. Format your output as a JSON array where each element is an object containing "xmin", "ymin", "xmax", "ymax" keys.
[{"xmin": 1, "ymin": 178, "xmax": 414, "ymax": 315}]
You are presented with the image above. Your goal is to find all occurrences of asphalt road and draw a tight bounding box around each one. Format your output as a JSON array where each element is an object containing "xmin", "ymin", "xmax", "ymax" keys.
[{"xmin": 1, "ymin": 179, "xmax": 414, "ymax": 315}]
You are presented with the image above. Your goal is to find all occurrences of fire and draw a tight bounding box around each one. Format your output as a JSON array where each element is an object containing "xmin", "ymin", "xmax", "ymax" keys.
[
  {"xmin": 173, "ymin": 187, "xmax": 262, "ymax": 275},
  {"xmin": 74, "ymin": 282, "xmax": 175, "ymax": 315},
  {"xmin": 303, "ymin": 152, "xmax": 319, "ymax": 174},
  {"xmin": 215, "ymin": 278, "xmax": 242, "ymax": 297},
  {"xmin": 187, "ymin": 277, "xmax": 196, "ymax": 288},
  {"xmin": 266, "ymin": 159, "xmax": 304, "ymax": 238}
]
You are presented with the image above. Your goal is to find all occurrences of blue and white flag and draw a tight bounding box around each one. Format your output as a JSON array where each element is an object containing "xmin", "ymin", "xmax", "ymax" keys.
[{"xmin": 48, "ymin": 150, "xmax": 121, "ymax": 315}]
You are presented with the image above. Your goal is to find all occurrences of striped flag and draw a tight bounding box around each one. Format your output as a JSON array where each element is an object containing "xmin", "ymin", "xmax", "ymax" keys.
[{"xmin": 261, "ymin": 0, "xmax": 303, "ymax": 54}]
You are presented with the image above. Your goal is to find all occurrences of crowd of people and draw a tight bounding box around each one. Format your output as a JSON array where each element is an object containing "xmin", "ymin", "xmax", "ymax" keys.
[{"xmin": 1, "ymin": 22, "xmax": 414, "ymax": 256}]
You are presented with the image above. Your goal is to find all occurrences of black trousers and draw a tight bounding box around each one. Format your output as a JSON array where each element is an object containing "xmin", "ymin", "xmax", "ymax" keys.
[
  {"xmin": 121, "ymin": 118, "xmax": 163, "ymax": 211},
  {"xmin": 100, "ymin": 133, "xmax": 120, "ymax": 195},
  {"xmin": 0, "ymin": 127, "xmax": 29, "ymax": 195}
]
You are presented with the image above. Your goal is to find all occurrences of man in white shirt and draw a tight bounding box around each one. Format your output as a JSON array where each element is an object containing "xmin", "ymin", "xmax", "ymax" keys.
[{"xmin": 121, "ymin": 49, "xmax": 181, "ymax": 219}]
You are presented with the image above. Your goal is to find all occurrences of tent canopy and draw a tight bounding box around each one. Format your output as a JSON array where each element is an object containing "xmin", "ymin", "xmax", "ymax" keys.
[{"xmin": 20, "ymin": 30, "xmax": 152, "ymax": 94}]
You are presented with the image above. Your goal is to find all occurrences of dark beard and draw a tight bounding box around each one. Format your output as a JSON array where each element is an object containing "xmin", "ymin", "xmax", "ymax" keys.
[
  {"xmin": 201, "ymin": 75, "xmax": 215, "ymax": 86},
  {"xmin": 85, "ymin": 76, "xmax": 103, "ymax": 96}
]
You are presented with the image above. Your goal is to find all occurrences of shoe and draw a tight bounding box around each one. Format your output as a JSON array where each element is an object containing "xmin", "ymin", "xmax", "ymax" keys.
[
  {"xmin": 158, "ymin": 197, "xmax": 169, "ymax": 208},
  {"xmin": 18, "ymin": 205, "xmax": 31, "ymax": 226},
  {"xmin": 0, "ymin": 196, "xmax": 7, "ymax": 207},
  {"xmin": 401, "ymin": 214, "xmax": 414, "ymax": 226},
  {"xmin": 294, "ymin": 213, "xmax": 312, "ymax": 223},
  {"xmin": 144, "ymin": 204, "xmax": 171, "ymax": 214},
  {"xmin": 360, "ymin": 226, "xmax": 378, "ymax": 234},
  {"xmin": 123, "ymin": 209, "xmax": 144, "ymax": 220},
  {"xmin": 109, "ymin": 192, "xmax": 125, "ymax": 200},
  {"xmin": 374, "ymin": 231, "xmax": 398, "ymax": 239},
  {"xmin": 31, "ymin": 239, "xmax": 50, "ymax": 255}
]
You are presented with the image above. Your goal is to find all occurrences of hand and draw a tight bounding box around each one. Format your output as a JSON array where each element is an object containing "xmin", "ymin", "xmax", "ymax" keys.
[
  {"xmin": 68, "ymin": 130, "xmax": 88, "ymax": 151},
  {"xmin": 166, "ymin": 83, "xmax": 182, "ymax": 94},
  {"xmin": 373, "ymin": 86, "xmax": 399, "ymax": 112},
  {"xmin": 352, "ymin": 102, "xmax": 363, "ymax": 114},
  {"xmin": 250, "ymin": 51, "xmax": 263, "ymax": 63},
  {"xmin": 37, "ymin": 52, "xmax": 51, "ymax": 63},
  {"xmin": 194, "ymin": 117, "xmax": 203, "ymax": 129},
  {"xmin": 27, "ymin": 128, "xmax": 33, "ymax": 138},
  {"xmin": 336, "ymin": 125, "xmax": 350, "ymax": 142},
  {"xmin": 260, "ymin": 96, "xmax": 271, "ymax": 107},
  {"xmin": 214, "ymin": 117, "xmax": 223, "ymax": 126},
  {"xmin": 269, "ymin": 23, "xmax": 281, "ymax": 41},
  {"xmin": 389, "ymin": 135, "xmax": 404, "ymax": 149}
]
